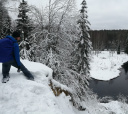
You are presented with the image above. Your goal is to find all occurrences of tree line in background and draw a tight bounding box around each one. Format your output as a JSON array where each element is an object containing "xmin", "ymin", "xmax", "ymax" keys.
[
  {"xmin": 89, "ymin": 30, "xmax": 128, "ymax": 54},
  {"xmin": 1, "ymin": 0, "xmax": 128, "ymax": 110}
]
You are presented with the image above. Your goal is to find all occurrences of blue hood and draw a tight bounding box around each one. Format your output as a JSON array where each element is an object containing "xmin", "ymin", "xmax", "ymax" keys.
[{"xmin": 6, "ymin": 35, "xmax": 17, "ymax": 43}]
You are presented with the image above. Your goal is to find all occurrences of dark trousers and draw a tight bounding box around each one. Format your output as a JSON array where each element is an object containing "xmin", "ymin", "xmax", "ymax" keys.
[{"xmin": 2, "ymin": 60, "xmax": 34, "ymax": 79}]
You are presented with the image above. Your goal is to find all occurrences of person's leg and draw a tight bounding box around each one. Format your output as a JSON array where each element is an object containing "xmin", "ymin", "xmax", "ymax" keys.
[
  {"xmin": 11, "ymin": 60, "xmax": 34, "ymax": 80},
  {"xmin": 2, "ymin": 63, "xmax": 11, "ymax": 77},
  {"xmin": 2, "ymin": 62, "xmax": 11, "ymax": 83}
]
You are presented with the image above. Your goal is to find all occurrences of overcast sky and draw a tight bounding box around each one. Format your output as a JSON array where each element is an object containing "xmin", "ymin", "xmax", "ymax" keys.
[
  {"xmin": 9, "ymin": 0, "xmax": 128, "ymax": 30},
  {"xmin": 85, "ymin": 0, "xmax": 128, "ymax": 30}
]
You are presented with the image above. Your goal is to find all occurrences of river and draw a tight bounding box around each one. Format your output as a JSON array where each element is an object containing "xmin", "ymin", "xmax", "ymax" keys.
[{"xmin": 89, "ymin": 61, "xmax": 128, "ymax": 102}]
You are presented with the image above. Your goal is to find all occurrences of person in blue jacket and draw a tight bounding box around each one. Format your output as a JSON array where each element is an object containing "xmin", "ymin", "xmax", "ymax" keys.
[{"xmin": 0, "ymin": 31, "xmax": 34, "ymax": 83}]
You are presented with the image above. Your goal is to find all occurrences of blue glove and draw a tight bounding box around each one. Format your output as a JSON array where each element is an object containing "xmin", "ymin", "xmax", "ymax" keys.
[{"xmin": 17, "ymin": 66, "xmax": 21, "ymax": 72}]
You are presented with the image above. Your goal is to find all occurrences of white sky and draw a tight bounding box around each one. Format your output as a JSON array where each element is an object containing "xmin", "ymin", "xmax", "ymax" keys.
[
  {"xmin": 86, "ymin": 0, "xmax": 128, "ymax": 30},
  {"xmin": 9, "ymin": 0, "xmax": 128, "ymax": 30}
]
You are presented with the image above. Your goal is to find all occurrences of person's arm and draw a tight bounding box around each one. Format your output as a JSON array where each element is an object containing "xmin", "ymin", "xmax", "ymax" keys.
[{"xmin": 13, "ymin": 43, "xmax": 21, "ymax": 67}]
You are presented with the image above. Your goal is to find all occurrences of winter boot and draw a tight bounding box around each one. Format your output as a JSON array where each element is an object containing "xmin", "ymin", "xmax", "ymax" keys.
[{"xmin": 2, "ymin": 75, "xmax": 9, "ymax": 83}]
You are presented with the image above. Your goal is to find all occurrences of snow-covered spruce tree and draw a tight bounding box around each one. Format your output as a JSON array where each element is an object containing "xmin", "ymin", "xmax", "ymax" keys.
[
  {"xmin": 0, "ymin": 0, "xmax": 12, "ymax": 38},
  {"xmin": 16, "ymin": 0, "xmax": 33, "ymax": 60},
  {"xmin": 77, "ymin": 0, "xmax": 92, "ymax": 81},
  {"xmin": 70, "ymin": 0, "xmax": 92, "ymax": 109}
]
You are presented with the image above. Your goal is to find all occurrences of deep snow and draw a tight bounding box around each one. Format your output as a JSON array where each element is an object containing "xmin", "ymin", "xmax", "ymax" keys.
[
  {"xmin": 0, "ymin": 60, "xmax": 75, "ymax": 114},
  {"xmin": 90, "ymin": 51, "xmax": 128, "ymax": 80},
  {"xmin": 0, "ymin": 52, "xmax": 128, "ymax": 114}
]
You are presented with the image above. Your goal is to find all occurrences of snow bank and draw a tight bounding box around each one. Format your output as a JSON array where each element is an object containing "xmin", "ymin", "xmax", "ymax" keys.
[
  {"xmin": 90, "ymin": 51, "xmax": 128, "ymax": 80},
  {"xmin": 0, "ymin": 60, "xmax": 76, "ymax": 114},
  {"xmin": 21, "ymin": 60, "xmax": 53, "ymax": 79},
  {"xmin": 1, "ymin": 58, "xmax": 128, "ymax": 114},
  {"xmin": 101, "ymin": 101, "xmax": 128, "ymax": 114}
]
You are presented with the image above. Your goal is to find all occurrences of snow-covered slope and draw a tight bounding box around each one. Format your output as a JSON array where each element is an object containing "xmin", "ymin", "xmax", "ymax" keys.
[
  {"xmin": 0, "ymin": 58, "xmax": 128, "ymax": 114},
  {"xmin": 90, "ymin": 51, "xmax": 128, "ymax": 80},
  {"xmin": 0, "ymin": 60, "xmax": 76, "ymax": 114}
]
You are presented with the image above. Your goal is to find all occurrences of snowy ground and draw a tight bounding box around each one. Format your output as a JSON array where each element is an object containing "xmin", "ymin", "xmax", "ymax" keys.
[
  {"xmin": 0, "ymin": 60, "xmax": 76, "ymax": 114},
  {"xmin": 0, "ymin": 52, "xmax": 128, "ymax": 114},
  {"xmin": 90, "ymin": 51, "xmax": 128, "ymax": 80}
]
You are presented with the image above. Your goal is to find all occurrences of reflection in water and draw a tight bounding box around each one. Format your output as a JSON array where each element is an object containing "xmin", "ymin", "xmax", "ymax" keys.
[
  {"xmin": 94, "ymin": 79, "xmax": 98, "ymax": 85},
  {"xmin": 122, "ymin": 61, "xmax": 128, "ymax": 80},
  {"xmin": 122, "ymin": 61, "xmax": 128, "ymax": 73},
  {"xmin": 109, "ymin": 79, "xmax": 114, "ymax": 84},
  {"xmin": 89, "ymin": 61, "xmax": 128, "ymax": 100}
]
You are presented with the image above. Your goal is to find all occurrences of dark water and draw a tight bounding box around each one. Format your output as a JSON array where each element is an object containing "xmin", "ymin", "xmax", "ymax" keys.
[{"xmin": 89, "ymin": 61, "xmax": 128, "ymax": 100}]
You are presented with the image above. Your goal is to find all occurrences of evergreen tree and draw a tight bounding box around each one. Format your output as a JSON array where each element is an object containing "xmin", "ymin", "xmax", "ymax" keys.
[
  {"xmin": 70, "ymin": 0, "xmax": 92, "ymax": 108},
  {"xmin": 76, "ymin": 0, "xmax": 92, "ymax": 84},
  {"xmin": 124, "ymin": 34, "xmax": 128, "ymax": 54},
  {"xmin": 0, "ymin": 0, "xmax": 12, "ymax": 38},
  {"xmin": 117, "ymin": 43, "xmax": 120, "ymax": 54},
  {"xmin": 17, "ymin": 0, "xmax": 30, "ymax": 39},
  {"xmin": 16, "ymin": 0, "xmax": 33, "ymax": 59}
]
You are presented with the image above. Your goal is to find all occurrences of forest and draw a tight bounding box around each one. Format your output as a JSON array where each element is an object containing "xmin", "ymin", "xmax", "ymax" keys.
[{"xmin": 90, "ymin": 30, "xmax": 128, "ymax": 51}]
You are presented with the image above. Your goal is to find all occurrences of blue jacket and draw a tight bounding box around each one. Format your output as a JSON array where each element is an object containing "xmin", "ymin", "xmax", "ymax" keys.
[{"xmin": 0, "ymin": 35, "xmax": 20, "ymax": 66}]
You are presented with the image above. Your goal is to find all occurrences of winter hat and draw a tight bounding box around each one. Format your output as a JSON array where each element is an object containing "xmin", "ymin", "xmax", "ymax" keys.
[{"xmin": 12, "ymin": 31, "xmax": 21, "ymax": 38}]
